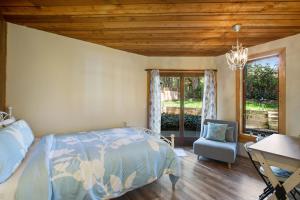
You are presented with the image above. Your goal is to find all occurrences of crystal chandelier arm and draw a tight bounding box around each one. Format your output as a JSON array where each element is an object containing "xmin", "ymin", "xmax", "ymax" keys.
[
  {"xmin": 236, "ymin": 30, "xmax": 239, "ymax": 48},
  {"xmin": 226, "ymin": 24, "xmax": 248, "ymax": 70}
]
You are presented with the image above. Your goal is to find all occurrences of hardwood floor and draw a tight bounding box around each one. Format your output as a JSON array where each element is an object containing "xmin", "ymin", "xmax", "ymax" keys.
[{"xmin": 115, "ymin": 148, "xmax": 265, "ymax": 200}]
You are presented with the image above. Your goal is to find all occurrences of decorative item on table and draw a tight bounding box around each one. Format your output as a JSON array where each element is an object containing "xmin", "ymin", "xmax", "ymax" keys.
[
  {"xmin": 0, "ymin": 107, "xmax": 16, "ymax": 127},
  {"xmin": 256, "ymin": 134, "xmax": 265, "ymax": 142}
]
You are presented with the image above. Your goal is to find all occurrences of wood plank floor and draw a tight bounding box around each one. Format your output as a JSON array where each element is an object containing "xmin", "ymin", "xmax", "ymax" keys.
[{"xmin": 115, "ymin": 148, "xmax": 265, "ymax": 200}]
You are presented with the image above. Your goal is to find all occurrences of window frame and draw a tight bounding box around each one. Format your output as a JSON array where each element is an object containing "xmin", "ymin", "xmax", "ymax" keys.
[
  {"xmin": 146, "ymin": 69, "xmax": 216, "ymax": 146},
  {"xmin": 236, "ymin": 48, "xmax": 286, "ymax": 142}
]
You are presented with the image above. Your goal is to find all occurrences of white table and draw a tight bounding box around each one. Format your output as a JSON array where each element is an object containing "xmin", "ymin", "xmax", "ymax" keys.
[{"xmin": 249, "ymin": 134, "xmax": 300, "ymax": 200}]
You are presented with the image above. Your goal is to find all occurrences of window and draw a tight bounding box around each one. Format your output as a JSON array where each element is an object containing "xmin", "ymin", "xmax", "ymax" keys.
[
  {"xmin": 236, "ymin": 49, "xmax": 286, "ymax": 141},
  {"xmin": 148, "ymin": 70, "xmax": 205, "ymax": 146}
]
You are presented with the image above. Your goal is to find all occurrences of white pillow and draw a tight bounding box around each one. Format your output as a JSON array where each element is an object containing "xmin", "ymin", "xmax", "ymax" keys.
[{"xmin": 0, "ymin": 120, "xmax": 34, "ymax": 183}]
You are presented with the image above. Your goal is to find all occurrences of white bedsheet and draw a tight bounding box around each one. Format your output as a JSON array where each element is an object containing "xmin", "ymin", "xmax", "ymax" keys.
[{"xmin": 0, "ymin": 139, "xmax": 39, "ymax": 200}]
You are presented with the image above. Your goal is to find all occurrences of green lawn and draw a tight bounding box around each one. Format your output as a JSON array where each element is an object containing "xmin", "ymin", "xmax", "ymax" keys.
[
  {"xmin": 163, "ymin": 99, "xmax": 202, "ymax": 109},
  {"xmin": 246, "ymin": 100, "xmax": 278, "ymax": 111},
  {"xmin": 163, "ymin": 99, "xmax": 277, "ymax": 111}
]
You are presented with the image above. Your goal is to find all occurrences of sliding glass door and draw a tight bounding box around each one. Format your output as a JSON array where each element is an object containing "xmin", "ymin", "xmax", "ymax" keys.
[
  {"xmin": 160, "ymin": 76, "xmax": 181, "ymax": 138},
  {"xmin": 183, "ymin": 76, "xmax": 202, "ymax": 139},
  {"xmin": 160, "ymin": 72, "xmax": 204, "ymax": 145}
]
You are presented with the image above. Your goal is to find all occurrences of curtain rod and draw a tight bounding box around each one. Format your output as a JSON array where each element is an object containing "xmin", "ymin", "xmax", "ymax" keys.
[{"xmin": 144, "ymin": 69, "xmax": 217, "ymax": 72}]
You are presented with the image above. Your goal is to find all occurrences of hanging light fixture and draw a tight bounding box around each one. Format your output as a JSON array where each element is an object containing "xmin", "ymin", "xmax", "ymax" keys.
[{"xmin": 226, "ymin": 24, "xmax": 248, "ymax": 70}]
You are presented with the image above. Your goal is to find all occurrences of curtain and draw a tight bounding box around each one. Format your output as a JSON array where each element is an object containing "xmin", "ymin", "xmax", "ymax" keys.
[
  {"xmin": 201, "ymin": 70, "xmax": 217, "ymax": 131},
  {"xmin": 149, "ymin": 69, "xmax": 161, "ymax": 138}
]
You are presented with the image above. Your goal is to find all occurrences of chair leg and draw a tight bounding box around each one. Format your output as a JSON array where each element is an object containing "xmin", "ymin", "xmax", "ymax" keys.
[
  {"xmin": 290, "ymin": 188, "xmax": 300, "ymax": 200},
  {"xmin": 228, "ymin": 163, "xmax": 231, "ymax": 169},
  {"xmin": 259, "ymin": 186, "xmax": 274, "ymax": 200}
]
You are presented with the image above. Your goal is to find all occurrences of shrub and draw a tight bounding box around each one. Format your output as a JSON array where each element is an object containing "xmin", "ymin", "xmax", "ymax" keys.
[
  {"xmin": 184, "ymin": 114, "xmax": 201, "ymax": 130},
  {"xmin": 161, "ymin": 113, "xmax": 179, "ymax": 130},
  {"xmin": 161, "ymin": 113, "xmax": 201, "ymax": 131}
]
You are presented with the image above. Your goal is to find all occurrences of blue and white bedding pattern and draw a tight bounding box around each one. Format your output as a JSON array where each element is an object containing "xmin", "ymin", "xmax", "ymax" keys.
[
  {"xmin": 0, "ymin": 120, "xmax": 34, "ymax": 183},
  {"xmin": 16, "ymin": 127, "xmax": 179, "ymax": 200}
]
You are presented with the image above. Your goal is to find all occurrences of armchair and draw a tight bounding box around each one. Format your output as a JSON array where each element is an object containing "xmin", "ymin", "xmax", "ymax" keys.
[{"xmin": 193, "ymin": 119, "xmax": 238, "ymax": 169}]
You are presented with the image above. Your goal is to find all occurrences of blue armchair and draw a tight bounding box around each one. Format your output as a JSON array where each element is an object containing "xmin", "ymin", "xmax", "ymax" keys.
[{"xmin": 193, "ymin": 119, "xmax": 238, "ymax": 169}]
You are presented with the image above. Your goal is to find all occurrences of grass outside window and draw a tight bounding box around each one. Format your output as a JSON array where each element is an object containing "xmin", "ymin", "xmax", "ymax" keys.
[{"xmin": 163, "ymin": 99, "xmax": 202, "ymax": 109}]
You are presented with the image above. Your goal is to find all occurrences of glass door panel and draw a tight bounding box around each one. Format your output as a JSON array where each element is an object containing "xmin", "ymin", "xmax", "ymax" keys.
[
  {"xmin": 159, "ymin": 73, "xmax": 204, "ymax": 145},
  {"xmin": 160, "ymin": 76, "xmax": 180, "ymax": 137},
  {"xmin": 183, "ymin": 77, "xmax": 203, "ymax": 138}
]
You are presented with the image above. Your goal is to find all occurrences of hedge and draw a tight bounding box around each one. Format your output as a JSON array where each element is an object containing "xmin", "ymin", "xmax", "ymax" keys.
[{"xmin": 161, "ymin": 113, "xmax": 201, "ymax": 131}]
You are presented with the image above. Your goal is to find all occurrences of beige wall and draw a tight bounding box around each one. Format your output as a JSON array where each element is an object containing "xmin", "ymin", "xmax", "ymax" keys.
[
  {"xmin": 6, "ymin": 23, "xmax": 148, "ymax": 136},
  {"xmin": 215, "ymin": 56, "xmax": 237, "ymax": 121},
  {"xmin": 6, "ymin": 23, "xmax": 217, "ymax": 136},
  {"xmin": 216, "ymin": 33, "xmax": 300, "ymax": 137},
  {"xmin": 147, "ymin": 57, "xmax": 216, "ymax": 69},
  {"xmin": 6, "ymin": 23, "xmax": 300, "ymax": 138}
]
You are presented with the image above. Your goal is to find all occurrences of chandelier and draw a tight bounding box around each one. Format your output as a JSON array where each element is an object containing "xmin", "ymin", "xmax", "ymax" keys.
[{"xmin": 226, "ymin": 24, "xmax": 248, "ymax": 70}]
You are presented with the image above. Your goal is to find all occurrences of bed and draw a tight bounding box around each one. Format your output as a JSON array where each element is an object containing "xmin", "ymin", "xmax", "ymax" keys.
[{"xmin": 0, "ymin": 112, "xmax": 179, "ymax": 200}]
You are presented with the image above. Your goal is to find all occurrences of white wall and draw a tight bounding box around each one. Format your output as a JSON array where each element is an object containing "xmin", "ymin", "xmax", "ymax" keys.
[
  {"xmin": 217, "ymin": 34, "xmax": 300, "ymax": 156},
  {"xmin": 7, "ymin": 22, "xmax": 300, "ymax": 139},
  {"xmin": 215, "ymin": 33, "xmax": 300, "ymax": 137},
  {"xmin": 147, "ymin": 57, "xmax": 216, "ymax": 69},
  {"xmin": 249, "ymin": 34, "xmax": 300, "ymax": 137},
  {"xmin": 6, "ymin": 23, "xmax": 148, "ymax": 136},
  {"xmin": 148, "ymin": 38, "xmax": 300, "ymax": 137},
  {"xmin": 6, "ymin": 24, "xmax": 217, "ymax": 137},
  {"xmin": 215, "ymin": 56, "xmax": 237, "ymax": 121}
]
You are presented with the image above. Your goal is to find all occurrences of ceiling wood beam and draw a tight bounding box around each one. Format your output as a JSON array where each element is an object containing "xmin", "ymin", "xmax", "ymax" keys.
[
  {"xmin": 14, "ymin": 20, "xmax": 300, "ymax": 31},
  {"xmin": 52, "ymin": 32, "xmax": 292, "ymax": 40},
  {"xmin": 5, "ymin": 14, "xmax": 300, "ymax": 23},
  {"xmin": 51, "ymin": 28, "xmax": 300, "ymax": 34},
  {"xmin": 2, "ymin": 2, "xmax": 300, "ymax": 16},
  {"xmin": 1, "ymin": 0, "xmax": 299, "ymax": 7},
  {"xmin": 87, "ymin": 38, "xmax": 281, "ymax": 46},
  {"xmin": 1, "ymin": 1, "xmax": 300, "ymax": 56}
]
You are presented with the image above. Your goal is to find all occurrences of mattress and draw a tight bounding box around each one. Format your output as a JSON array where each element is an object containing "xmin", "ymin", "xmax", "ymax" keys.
[{"xmin": 0, "ymin": 139, "xmax": 40, "ymax": 200}]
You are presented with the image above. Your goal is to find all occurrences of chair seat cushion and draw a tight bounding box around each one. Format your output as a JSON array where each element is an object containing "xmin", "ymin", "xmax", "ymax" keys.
[{"xmin": 193, "ymin": 137, "xmax": 237, "ymax": 163}]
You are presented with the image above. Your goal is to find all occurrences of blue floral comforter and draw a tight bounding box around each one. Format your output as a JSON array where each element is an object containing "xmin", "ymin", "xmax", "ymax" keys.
[{"xmin": 16, "ymin": 128, "xmax": 179, "ymax": 200}]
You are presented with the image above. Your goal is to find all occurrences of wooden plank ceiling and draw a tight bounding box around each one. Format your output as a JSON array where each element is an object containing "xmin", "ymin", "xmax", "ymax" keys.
[{"xmin": 1, "ymin": 0, "xmax": 300, "ymax": 56}]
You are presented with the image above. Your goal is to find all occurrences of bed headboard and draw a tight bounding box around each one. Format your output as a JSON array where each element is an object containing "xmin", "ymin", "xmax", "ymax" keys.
[{"xmin": 0, "ymin": 107, "xmax": 16, "ymax": 127}]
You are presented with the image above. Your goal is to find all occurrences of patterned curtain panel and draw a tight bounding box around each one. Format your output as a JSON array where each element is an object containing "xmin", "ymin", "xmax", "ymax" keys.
[
  {"xmin": 201, "ymin": 70, "xmax": 217, "ymax": 131},
  {"xmin": 149, "ymin": 69, "xmax": 161, "ymax": 138}
]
